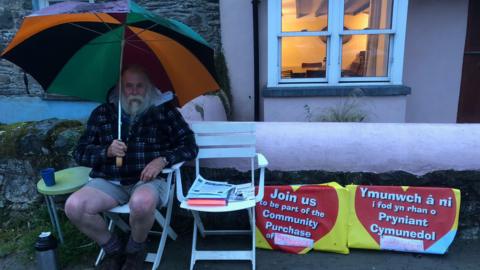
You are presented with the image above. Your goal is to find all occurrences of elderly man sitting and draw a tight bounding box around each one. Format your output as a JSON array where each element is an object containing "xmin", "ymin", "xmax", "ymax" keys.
[{"xmin": 65, "ymin": 65, "xmax": 198, "ymax": 270}]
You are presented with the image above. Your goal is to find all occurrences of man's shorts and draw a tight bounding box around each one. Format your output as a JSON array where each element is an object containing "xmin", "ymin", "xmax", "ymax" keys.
[{"xmin": 85, "ymin": 178, "xmax": 169, "ymax": 208}]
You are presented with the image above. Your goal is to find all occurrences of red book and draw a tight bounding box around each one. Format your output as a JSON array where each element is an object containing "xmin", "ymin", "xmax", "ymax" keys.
[{"xmin": 187, "ymin": 198, "xmax": 227, "ymax": 206}]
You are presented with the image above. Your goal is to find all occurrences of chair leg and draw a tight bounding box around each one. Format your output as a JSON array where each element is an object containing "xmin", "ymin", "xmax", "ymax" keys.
[
  {"xmin": 151, "ymin": 188, "xmax": 176, "ymax": 270},
  {"xmin": 45, "ymin": 195, "xmax": 64, "ymax": 244},
  {"xmin": 94, "ymin": 218, "xmax": 115, "ymax": 267},
  {"xmin": 105, "ymin": 213, "xmax": 130, "ymax": 233},
  {"xmin": 249, "ymin": 207, "xmax": 256, "ymax": 270},
  {"xmin": 188, "ymin": 208, "xmax": 257, "ymax": 269},
  {"xmin": 190, "ymin": 219, "xmax": 198, "ymax": 270},
  {"xmin": 191, "ymin": 210, "xmax": 206, "ymax": 238},
  {"xmin": 153, "ymin": 208, "xmax": 177, "ymax": 240}
]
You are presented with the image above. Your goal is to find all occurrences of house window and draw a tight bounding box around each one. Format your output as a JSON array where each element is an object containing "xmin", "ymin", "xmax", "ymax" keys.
[{"xmin": 267, "ymin": 0, "xmax": 408, "ymax": 87}]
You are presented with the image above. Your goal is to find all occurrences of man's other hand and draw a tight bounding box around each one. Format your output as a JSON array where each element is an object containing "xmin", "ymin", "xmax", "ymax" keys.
[
  {"xmin": 141, "ymin": 157, "xmax": 168, "ymax": 181},
  {"xmin": 107, "ymin": 139, "xmax": 127, "ymax": 158}
]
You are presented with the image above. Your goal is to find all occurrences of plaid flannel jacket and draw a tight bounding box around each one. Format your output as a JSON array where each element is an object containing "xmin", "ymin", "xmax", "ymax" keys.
[{"xmin": 74, "ymin": 102, "xmax": 198, "ymax": 185}]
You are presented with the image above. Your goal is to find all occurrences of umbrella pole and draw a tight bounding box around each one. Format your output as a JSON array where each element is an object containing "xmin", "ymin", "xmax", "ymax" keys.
[
  {"xmin": 116, "ymin": 95, "xmax": 123, "ymax": 167},
  {"xmin": 116, "ymin": 37, "xmax": 126, "ymax": 167}
]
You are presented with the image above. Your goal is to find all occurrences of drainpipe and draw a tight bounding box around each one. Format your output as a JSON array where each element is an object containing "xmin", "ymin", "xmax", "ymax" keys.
[{"xmin": 252, "ymin": 0, "xmax": 260, "ymax": 121}]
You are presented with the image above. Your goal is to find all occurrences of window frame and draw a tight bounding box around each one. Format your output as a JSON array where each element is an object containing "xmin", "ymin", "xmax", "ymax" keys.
[{"xmin": 267, "ymin": 0, "xmax": 409, "ymax": 87}]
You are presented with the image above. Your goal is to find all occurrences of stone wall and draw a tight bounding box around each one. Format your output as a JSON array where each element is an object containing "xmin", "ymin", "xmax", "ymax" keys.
[
  {"xmin": 0, "ymin": 0, "xmax": 220, "ymax": 97},
  {"xmin": 0, "ymin": 0, "xmax": 41, "ymax": 97},
  {"xmin": 0, "ymin": 119, "xmax": 83, "ymax": 210},
  {"xmin": 0, "ymin": 120, "xmax": 479, "ymax": 240},
  {"xmin": 136, "ymin": 0, "xmax": 220, "ymax": 51}
]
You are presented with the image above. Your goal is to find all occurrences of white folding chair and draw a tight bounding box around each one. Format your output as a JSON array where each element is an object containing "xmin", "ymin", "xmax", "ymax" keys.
[
  {"xmin": 176, "ymin": 122, "xmax": 268, "ymax": 270},
  {"xmin": 95, "ymin": 162, "xmax": 183, "ymax": 270}
]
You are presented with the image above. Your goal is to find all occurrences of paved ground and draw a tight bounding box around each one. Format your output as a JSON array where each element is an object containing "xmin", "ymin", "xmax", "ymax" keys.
[
  {"xmin": 2, "ymin": 232, "xmax": 477, "ymax": 270},
  {"xmin": 153, "ymin": 233, "xmax": 478, "ymax": 270}
]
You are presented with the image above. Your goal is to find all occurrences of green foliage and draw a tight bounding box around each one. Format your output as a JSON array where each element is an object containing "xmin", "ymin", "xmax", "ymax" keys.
[
  {"xmin": 1, "ymin": 206, "xmax": 51, "ymax": 261},
  {"xmin": 0, "ymin": 231, "xmax": 18, "ymax": 258},
  {"xmin": 0, "ymin": 122, "xmax": 30, "ymax": 158},
  {"xmin": 0, "ymin": 205, "xmax": 97, "ymax": 268},
  {"xmin": 305, "ymin": 89, "xmax": 368, "ymax": 122},
  {"xmin": 304, "ymin": 104, "xmax": 313, "ymax": 122},
  {"xmin": 45, "ymin": 120, "xmax": 83, "ymax": 148},
  {"xmin": 318, "ymin": 100, "xmax": 367, "ymax": 122},
  {"xmin": 45, "ymin": 120, "xmax": 84, "ymax": 168},
  {"xmin": 194, "ymin": 104, "xmax": 205, "ymax": 120},
  {"xmin": 0, "ymin": 120, "xmax": 84, "ymax": 169},
  {"xmin": 57, "ymin": 215, "xmax": 97, "ymax": 268}
]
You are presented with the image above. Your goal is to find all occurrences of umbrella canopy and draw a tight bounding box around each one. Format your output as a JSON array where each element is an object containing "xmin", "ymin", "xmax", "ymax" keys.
[{"xmin": 1, "ymin": 0, "xmax": 219, "ymax": 106}]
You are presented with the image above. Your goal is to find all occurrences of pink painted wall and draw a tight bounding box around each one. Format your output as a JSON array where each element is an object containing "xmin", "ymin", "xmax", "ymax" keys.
[
  {"xmin": 403, "ymin": 0, "xmax": 468, "ymax": 122},
  {"xmin": 219, "ymin": 0, "xmax": 469, "ymax": 123},
  {"xmin": 263, "ymin": 96, "xmax": 407, "ymax": 122},
  {"xmin": 220, "ymin": 0, "xmax": 255, "ymax": 121},
  {"xmin": 199, "ymin": 122, "xmax": 480, "ymax": 176}
]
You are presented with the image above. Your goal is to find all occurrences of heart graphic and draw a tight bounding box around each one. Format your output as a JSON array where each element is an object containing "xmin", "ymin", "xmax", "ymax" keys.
[
  {"xmin": 256, "ymin": 185, "xmax": 339, "ymax": 254},
  {"xmin": 355, "ymin": 186, "xmax": 456, "ymax": 250}
]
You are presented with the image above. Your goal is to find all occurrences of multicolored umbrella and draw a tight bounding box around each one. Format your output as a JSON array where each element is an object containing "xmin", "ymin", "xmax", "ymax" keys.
[{"xmin": 1, "ymin": 0, "xmax": 219, "ymax": 106}]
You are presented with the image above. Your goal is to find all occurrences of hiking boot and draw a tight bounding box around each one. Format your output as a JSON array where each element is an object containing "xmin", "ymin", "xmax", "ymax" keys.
[
  {"xmin": 96, "ymin": 252, "xmax": 125, "ymax": 270},
  {"xmin": 121, "ymin": 247, "xmax": 147, "ymax": 270}
]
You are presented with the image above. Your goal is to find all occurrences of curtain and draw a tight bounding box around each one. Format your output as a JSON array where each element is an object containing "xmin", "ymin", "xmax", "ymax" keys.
[
  {"xmin": 296, "ymin": 0, "xmax": 313, "ymax": 18},
  {"xmin": 296, "ymin": 0, "xmax": 326, "ymax": 18}
]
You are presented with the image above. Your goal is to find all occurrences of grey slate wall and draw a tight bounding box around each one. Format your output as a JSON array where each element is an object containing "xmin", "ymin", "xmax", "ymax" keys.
[
  {"xmin": 0, "ymin": 0, "xmax": 220, "ymax": 97},
  {"xmin": 136, "ymin": 0, "xmax": 220, "ymax": 50},
  {"xmin": 0, "ymin": 0, "xmax": 39, "ymax": 96}
]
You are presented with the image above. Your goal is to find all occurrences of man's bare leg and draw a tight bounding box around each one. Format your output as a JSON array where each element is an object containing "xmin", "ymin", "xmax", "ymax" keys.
[
  {"xmin": 128, "ymin": 185, "xmax": 158, "ymax": 243},
  {"xmin": 65, "ymin": 186, "xmax": 119, "ymax": 245},
  {"xmin": 120, "ymin": 185, "xmax": 158, "ymax": 268}
]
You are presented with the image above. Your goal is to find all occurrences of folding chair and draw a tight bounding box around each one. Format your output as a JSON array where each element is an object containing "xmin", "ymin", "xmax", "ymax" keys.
[
  {"xmin": 95, "ymin": 162, "xmax": 183, "ymax": 270},
  {"xmin": 176, "ymin": 122, "xmax": 268, "ymax": 270}
]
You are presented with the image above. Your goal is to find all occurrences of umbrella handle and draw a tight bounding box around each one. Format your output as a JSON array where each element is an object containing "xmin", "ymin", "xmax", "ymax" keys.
[{"xmin": 116, "ymin": 157, "xmax": 123, "ymax": 167}]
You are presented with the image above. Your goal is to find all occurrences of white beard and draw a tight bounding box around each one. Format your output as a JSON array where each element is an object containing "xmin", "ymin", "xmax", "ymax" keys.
[{"xmin": 121, "ymin": 94, "xmax": 150, "ymax": 117}]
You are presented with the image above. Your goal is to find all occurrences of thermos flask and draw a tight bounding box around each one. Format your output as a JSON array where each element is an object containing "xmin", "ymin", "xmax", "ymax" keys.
[{"xmin": 34, "ymin": 232, "xmax": 59, "ymax": 270}]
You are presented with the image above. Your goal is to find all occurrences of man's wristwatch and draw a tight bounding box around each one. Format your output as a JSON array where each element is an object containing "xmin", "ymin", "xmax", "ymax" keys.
[{"xmin": 160, "ymin": 156, "xmax": 169, "ymax": 166}]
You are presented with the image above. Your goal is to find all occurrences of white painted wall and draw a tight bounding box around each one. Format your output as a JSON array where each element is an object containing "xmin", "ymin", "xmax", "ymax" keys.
[
  {"xmin": 263, "ymin": 96, "xmax": 407, "ymax": 122},
  {"xmin": 403, "ymin": 0, "xmax": 469, "ymax": 123},
  {"xmin": 200, "ymin": 122, "xmax": 480, "ymax": 176},
  {"xmin": 219, "ymin": 0, "xmax": 255, "ymax": 121},
  {"xmin": 179, "ymin": 95, "xmax": 227, "ymax": 121}
]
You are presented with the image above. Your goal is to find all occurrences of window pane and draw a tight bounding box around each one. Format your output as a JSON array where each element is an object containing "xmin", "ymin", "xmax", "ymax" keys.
[
  {"xmin": 281, "ymin": 36, "xmax": 327, "ymax": 79},
  {"xmin": 341, "ymin": 34, "xmax": 390, "ymax": 77},
  {"xmin": 343, "ymin": 0, "xmax": 393, "ymax": 30},
  {"xmin": 282, "ymin": 0, "xmax": 328, "ymax": 32}
]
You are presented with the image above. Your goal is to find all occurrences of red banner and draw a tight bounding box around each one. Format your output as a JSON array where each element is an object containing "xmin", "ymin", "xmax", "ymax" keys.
[
  {"xmin": 347, "ymin": 185, "xmax": 460, "ymax": 254},
  {"xmin": 256, "ymin": 184, "xmax": 349, "ymax": 254}
]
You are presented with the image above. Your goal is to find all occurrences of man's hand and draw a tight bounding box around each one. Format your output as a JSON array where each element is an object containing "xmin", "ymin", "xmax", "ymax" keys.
[
  {"xmin": 107, "ymin": 140, "xmax": 127, "ymax": 158},
  {"xmin": 140, "ymin": 157, "xmax": 168, "ymax": 181}
]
